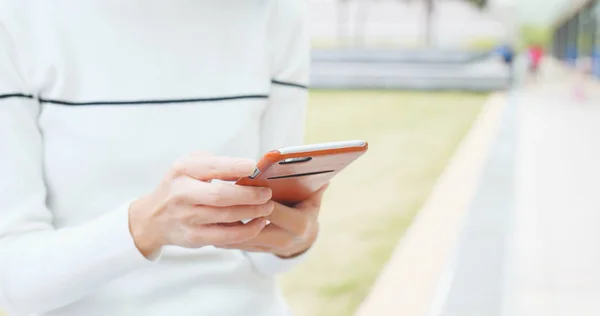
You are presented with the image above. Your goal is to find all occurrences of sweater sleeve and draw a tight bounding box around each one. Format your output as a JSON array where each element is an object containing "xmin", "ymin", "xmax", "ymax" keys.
[
  {"xmin": 244, "ymin": 0, "xmax": 311, "ymax": 276},
  {"xmin": 0, "ymin": 21, "xmax": 153, "ymax": 316}
]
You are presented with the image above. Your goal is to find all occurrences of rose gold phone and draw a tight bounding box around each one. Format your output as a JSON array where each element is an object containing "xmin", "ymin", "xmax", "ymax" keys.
[{"xmin": 236, "ymin": 140, "xmax": 368, "ymax": 205}]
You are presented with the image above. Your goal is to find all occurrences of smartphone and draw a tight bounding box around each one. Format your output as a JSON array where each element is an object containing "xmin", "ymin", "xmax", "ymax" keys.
[{"xmin": 236, "ymin": 140, "xmax": 368, "ymax": 205}]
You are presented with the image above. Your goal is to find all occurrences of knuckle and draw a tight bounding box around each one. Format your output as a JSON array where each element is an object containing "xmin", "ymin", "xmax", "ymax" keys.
[
  {"xmin": 167, "ymin": 187, "xmax": 187, "ymax": 205},
  {"xmin": 213, "ymin": 209, "xmax": 233, "ymax": 223},
  {"xmin": 221, "ymin": 230, "xmax": 243, "ymax": 243},
  {"xmin": 231, "ymin": 228, "xmax": 259, "ymax": 243},
  {"xmin": 184, "ymin": 230, "xmax": 205, "ymax": 247},
  {"xmin": 178, "ymin": 208, "xmax": 197, "ymax": 223},
  {"xmin": 171, "ymin": 159, "xmax": 188, "ymax": 177},
  {"xmin": 201, "ymin": 160, "xmax": 219, "ymax": 177},
  {"xmin": 253, "ymin": 187, "xmax": 270, "ymax": 202},
  {"xmin": 204, "ymin": 185, "xmax": 226, "ymax": 206},
  {"xmin": 256, "ymin": 202, "xmax": 274, "ymax": 217}
]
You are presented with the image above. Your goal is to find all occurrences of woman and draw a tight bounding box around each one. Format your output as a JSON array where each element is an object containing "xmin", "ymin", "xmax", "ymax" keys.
[
  {"xmin": 0, "ymin": 1, "xmax": 323, "ymax": 315},
  {"xmin": 496, "ymin": 42, "xmax": 515, "ymax": 87},
  {"xmin": 527, "ymin": 44, "xmax": 544, "ymax": 79}
]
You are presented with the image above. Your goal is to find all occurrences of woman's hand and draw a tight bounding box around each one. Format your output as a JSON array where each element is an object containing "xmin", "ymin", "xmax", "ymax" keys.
[
  {"xmin": 128, "ymin": 153, "xmax": 275, "ymax": 258},
  {"xmin": 218, "ymin": 184, "xmax": 328, "ymax": 258}
]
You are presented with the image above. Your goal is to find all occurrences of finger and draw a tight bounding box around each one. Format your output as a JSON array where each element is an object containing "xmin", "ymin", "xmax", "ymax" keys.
[
  {"xmin": 185, "ymin": 201, "xmax": 275, "ymax": 224},
  {"xmin": 238, "ymin": 224, "xmax": 295, "ymax": 250},
  {"xmin": 172, "ymin": 155, "xmax": 256, "ymax": 181},
  {"xmin": 186, "ymin": 218, "xmax": 268, "ymax": 246},
  {"xmin": 267, "ymin": 202, "xmax": 311, "ymax": 236},
  {"xmin": 173, "ymin": 178, "xmax": 272, "ymax": 207}
]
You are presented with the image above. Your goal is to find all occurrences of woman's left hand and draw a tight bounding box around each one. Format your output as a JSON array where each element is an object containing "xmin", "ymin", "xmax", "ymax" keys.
[{"xmin": 218, "ymin": 184, "xmax": 328, "ymax": 258}]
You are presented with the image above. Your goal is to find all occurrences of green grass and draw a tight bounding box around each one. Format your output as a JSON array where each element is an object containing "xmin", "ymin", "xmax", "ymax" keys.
[
  {"xmin": 280, "ymin": 90, "xmax": 486, "ymax": 316},
  {"xmin": 465, "ymin": 37, "xmax": 501, "ymax": 51}
]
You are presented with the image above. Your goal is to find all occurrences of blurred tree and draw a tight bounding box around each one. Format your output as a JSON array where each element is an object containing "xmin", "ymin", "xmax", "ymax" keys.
[
  {"xmin": 354, "ymin": 0, "xmax": 369, "ymax": 47},
  {"xmin": 424, "ymin": 0, "xmax": 434, "ymax": 46},
  {"xmin": 520, "ymin": 25, "xmax": 551, "ymax": 50},
  {"xmin": 338, "ymin": 0, "xmax": 493, "ymax": 48},
  {"xmin": 466, "ymin": 0, "xmax": 488, "ymax": 10},
  {"xmin": 337, "ymin": 0, "xmax": 351, "ymax": 46}
]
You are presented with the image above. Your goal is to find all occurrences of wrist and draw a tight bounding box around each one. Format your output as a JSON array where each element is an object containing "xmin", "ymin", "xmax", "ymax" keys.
[
  {"xmin": 277, "ymin": 225, "xmax": 318, "ymax": 259},
  {"xmin": 129, "ymin": 196, "xmax": 164, "ymax": 258}
]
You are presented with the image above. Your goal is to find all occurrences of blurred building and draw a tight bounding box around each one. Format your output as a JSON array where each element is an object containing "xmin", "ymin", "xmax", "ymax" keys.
[
  {"xmin": 308, "ymin": 0, "xmax": 512, "ymax": 49},
  {"xmin": 551, "ymin": 0, "xmax": 600, "ymax": 77}
]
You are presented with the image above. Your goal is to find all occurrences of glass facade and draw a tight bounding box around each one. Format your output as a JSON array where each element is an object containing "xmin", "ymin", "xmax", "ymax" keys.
[
  {"xmin": 553, "ymin": 0, "xmax": 600, "ymax": 76},
  {"xmin": 593, "ymin": 2, "xmax": 600, "ymax": 77}
]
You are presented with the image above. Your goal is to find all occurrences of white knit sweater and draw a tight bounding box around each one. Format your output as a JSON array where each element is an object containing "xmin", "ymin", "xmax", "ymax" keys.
[{"xmin": 0, "ymin": 1, "xmax": 309, "ymax": 315}]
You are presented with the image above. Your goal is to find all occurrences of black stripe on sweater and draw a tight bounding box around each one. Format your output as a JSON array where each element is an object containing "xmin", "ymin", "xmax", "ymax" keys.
[
  {"xmin": 0, "ymin": 93, "xmax": 34, "ymax": 101},
  {"xmin": 37, "ymin": 94, "xmax": 269, "ymax": 106},
  {"xmin": 271, "ymin": 80, "xmax": 308, "ymax": 90}
]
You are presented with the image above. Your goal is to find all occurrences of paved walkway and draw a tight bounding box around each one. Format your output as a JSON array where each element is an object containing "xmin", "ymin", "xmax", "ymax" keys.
[
  {"xmin": 436, "ymin": 77, "xmax": 518, "ymax": 316},
  {"xmin": 503, "ymin": 62, "xmax": 600, "ymax": 316},
  {"xmin": 357, "ymin": 58, "xmax": 600, "ymax": 316},
  {"xmin": 437, "ymin": 60, "xmax": 600, "ymax": 316}
]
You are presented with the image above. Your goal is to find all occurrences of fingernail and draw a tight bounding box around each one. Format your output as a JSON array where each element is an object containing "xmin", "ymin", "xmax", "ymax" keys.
[{"xmin": 260, "ymin": 188, "xmax": 272, "ymax": 200}]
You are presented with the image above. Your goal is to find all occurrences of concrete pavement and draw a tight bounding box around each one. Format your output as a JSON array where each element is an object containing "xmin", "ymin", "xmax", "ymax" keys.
[
  {"xmin": 502, "ymin": 62, "xmax": 600, "ymax": 316},
  {"xmin": 357, "ymin": 59, "xmax": 600, "ymax": 316},
  {"xmin": 433, "ymin": 60, "xmax": 600, "ymax": 316},
  {"xmin": 435, "ymin": 67, "xmax": 519, "ymax": 316}
]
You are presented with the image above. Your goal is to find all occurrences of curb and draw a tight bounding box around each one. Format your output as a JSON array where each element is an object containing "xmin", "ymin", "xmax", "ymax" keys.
[{"xmin": 354, "ymin": 93, "xmax": 507, "ymax": 316}]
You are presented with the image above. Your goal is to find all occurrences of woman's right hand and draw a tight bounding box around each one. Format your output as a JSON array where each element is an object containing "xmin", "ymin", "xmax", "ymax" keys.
[{"xmin": 128, "ymin": 153, "xmax": 274, "ymax": 258}]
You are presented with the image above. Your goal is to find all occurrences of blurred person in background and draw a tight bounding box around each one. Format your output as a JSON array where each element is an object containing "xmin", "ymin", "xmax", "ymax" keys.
[
  {"xmin": 527, "ymin": 43, "xmax": 544, "ymax": 80},
  {"xmin": 496, "ymin": 42, "xmax": 516, "ymax": 87},
  {"xmin": 0, "ymin": 2, "xmax": 322, "ymax": 316},
  {"xmin": 573, "ymin": 55, "xmax": 592, "ymax": 102}
]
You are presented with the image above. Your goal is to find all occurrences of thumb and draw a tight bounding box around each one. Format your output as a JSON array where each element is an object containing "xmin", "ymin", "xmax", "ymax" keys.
[
  {"xmin": 299, "ymin": 182, "xmax": 330, "ymax": 209},
  {"xmin": 177, "ymin": 156, "xmax": 256, "ymax": 181}
]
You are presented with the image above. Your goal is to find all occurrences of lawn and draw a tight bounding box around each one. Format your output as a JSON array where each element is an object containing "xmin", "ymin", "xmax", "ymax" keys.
[{"xmin": 280, "ymin": 90, "xmax": 486, "ymax": 316}]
